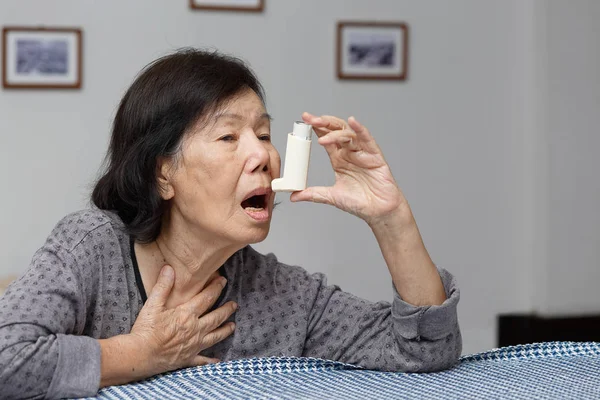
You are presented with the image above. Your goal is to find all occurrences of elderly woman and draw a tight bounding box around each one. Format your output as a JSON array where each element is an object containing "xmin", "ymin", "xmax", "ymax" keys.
[{"xmin": 0, "ymin": 49, "xmax": 461, "ymax": 399}]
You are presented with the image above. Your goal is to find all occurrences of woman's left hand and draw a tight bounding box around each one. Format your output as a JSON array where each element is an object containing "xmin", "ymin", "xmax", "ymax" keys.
[
  {"xmin": 293, "ymin": 113, "xmax": 446, "ymax": 308},
  {"xmin": 291, "ymin": 112, "xmax": 406, "ymax": 225}
]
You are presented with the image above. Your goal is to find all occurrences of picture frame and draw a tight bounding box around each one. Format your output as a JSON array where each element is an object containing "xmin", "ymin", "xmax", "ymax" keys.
[
  {"xmin": 337, "ymin": 22, "xmax": 409, "ymax": 81},
  {"xmin": 2, "ymin": 26, "xmax": 82, "ymax": 89},
  {"xmin": 189, "ymin": 0, "xmax": 264, "ymax": 12}
]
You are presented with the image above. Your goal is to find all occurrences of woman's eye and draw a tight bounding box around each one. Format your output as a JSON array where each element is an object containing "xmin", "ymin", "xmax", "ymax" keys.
[
  {"xmin": 259, "ymin": 135, "xmax": 271, "ymax": 142},
  {"xmin": 220, "ymin": 135, "xmax": 236, "ymax": 142}
]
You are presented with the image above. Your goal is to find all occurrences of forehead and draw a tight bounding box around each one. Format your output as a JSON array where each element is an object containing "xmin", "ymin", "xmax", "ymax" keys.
[
  {"xmin": 213, "ymin": 90, "xmax": 268, "ymax": 122},
  {"xmin": 186, "ymin": 90, "xmax": 270, "ymax": 137}
]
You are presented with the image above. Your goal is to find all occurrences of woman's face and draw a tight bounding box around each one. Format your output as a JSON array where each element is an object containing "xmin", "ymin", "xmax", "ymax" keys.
[{"xmin": 159, "ymin": 89, "xmax": 280, "ymax": 246}]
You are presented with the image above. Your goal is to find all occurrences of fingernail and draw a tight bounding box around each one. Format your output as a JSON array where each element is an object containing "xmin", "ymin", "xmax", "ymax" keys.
[
  {"xmin": 220, "ymin": 277, "xmax": 227, "ymax": 287},
  {"xmin": 161, "ymin": 266, "xmax": 173, "ymax": 277},
  {"xmin": 232, "ymin": 302, "xmax": 238, "ymax": 311}
]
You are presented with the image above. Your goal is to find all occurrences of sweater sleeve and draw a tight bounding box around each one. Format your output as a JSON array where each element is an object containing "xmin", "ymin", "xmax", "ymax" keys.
[
  {"xmin": 0, "ymin": 244, "xmax": 101, "ymax": 399},
  {"xmin": 296, "ymin": 265, "xmax": 461, "ymax": 372}
]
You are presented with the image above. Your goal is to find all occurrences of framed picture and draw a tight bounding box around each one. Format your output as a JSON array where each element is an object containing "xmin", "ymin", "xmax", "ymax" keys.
[
  {"xmin": 2, "ymin": 26, "xmax": 82, "ymax": 89},
  {"xmin": 190, "ymin": 0, "xmax": 264, "ymax": 12},
  {"xmin": 337, "ymin": 22, "xmax": 409, "ymax": 81}
]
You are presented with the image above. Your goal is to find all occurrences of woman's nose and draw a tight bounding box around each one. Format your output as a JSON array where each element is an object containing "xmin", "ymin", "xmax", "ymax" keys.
[{"xmin": 244, "ymin": 134, "xmax": 270, "ymax": 174}]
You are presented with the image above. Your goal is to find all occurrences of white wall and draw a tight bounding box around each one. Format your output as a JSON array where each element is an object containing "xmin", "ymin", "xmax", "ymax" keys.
[
  {"xmin": 535, "ymin": 0, "xmax": 600, "ymax": 315},
  {"xmin": 1, "ymin": 0, "xmax": 598, "ymax": 355}
]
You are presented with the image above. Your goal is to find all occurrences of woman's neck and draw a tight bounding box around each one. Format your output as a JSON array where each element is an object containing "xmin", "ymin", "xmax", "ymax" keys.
[{"xmin": 138, "ymin": 219, "xmax": 242, "ymax": 309}]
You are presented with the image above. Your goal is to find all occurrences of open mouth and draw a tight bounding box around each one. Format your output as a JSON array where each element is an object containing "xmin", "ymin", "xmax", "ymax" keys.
[
  {"xmin": 241, "ymin": 188, "xmax": 271, "ymax": 222},
  {"xmin": 241, "ymin": 194, "xmax": 267, "ymax": 211}
]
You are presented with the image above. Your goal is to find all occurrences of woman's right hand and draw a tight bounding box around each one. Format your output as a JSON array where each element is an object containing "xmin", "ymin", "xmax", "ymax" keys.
[{"xmin": 128, "ymin": 265, "xmax": 237, "ymax": 377}]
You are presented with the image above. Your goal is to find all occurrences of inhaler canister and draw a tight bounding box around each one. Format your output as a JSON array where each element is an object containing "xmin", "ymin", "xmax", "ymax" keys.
[{"xmin": 271, "ymin": 121, "xmax": 313, "ymax": 192}]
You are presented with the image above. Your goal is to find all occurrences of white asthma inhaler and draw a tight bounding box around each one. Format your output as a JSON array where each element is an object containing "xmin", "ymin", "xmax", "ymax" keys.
[{"xmin": 271, "ymin": 121, "xmax": 313, "ymax": 192}]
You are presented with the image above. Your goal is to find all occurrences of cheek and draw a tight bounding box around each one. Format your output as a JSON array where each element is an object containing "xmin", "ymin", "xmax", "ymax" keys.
[
  {"xmin": 173, "ymin": 158, "xmax": 229, "ymax": 202},
  {"xmin": 189, "ymin": 149, "xmax": 234, "ymax": 183}
]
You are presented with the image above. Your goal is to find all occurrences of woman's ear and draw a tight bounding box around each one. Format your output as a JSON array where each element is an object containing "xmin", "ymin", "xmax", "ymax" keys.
[{"xmin": 156, "ymin": 157, "xmax": 176, "ymax": 200}]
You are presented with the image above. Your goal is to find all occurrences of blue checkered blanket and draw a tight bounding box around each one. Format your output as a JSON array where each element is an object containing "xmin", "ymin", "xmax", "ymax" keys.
[{"xmin": 77, "ymin": 342, "xmax": 600, "ymax": 399}]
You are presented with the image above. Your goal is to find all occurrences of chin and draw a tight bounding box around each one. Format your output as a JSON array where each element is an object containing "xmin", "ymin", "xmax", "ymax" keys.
[
  {"xmin": 230, "ymin": 222, "xmax": 271, "ymax": 246},
  {"xmin": 246, "ymin": 225, "xmax": 271, "ymax": 244},
  {"xmin": 235, "ymin": 202, "xmax": 274, "ymax": 245}
]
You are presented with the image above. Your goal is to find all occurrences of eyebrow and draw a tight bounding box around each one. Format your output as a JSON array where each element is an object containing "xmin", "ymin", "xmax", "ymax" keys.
[{"xmin": 214, "ymin": 112, "xmax": 273, "ymax": 123}]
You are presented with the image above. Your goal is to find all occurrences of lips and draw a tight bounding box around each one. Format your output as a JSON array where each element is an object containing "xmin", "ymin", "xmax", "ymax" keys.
[{"xmin": 241, "ymin": 187, "xmax": 272, "ymax": 222}]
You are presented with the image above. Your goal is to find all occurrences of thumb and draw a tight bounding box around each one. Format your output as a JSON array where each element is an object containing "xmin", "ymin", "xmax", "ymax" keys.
[
  {"xmin": 290, "ymin": 186, "xmax": 333, "ymax": 205},
  {"xmin": 146, "ymin": 265, "xmax": 174, "ymax": 308}
]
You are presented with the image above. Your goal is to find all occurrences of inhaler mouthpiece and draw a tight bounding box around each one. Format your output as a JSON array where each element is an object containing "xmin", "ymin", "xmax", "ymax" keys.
[{"xmin": 271, "ymin": 121, "xmax": 313, "ymax": 192}]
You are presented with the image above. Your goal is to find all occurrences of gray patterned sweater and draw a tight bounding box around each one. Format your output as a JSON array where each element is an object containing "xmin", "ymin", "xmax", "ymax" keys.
[{"xmin": 0, "ymin": 209, "xmax": 461, "ymax": 399}]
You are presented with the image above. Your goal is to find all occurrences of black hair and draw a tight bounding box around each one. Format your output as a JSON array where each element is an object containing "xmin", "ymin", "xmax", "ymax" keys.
[{"xmin": 91, "ymin": 48, "xmax": 265, "ymax": 242}]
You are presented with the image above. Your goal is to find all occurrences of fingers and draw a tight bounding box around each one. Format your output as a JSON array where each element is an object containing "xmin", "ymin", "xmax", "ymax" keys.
[
  {"xmin": 186, "ymin": 355, "xmax": 221, "ymax": 368},
  {"xmin": 198, "ymin": 301, "xmax": 238, "ymax": 332},
  {"xmin": 302, "ymin": 112, "xmax": 348, "ymax": 137},
  {"xmin": 145, "ymin": 265, "xmax": 174, "ymax": 309},
  {"xmin": 303, "ymin": 113, "xmax": 380, "ymax": 151},
  {"xmin": 200, "ymin": 321, "xmax": 236, "ymax": 350},
  {"xmin": 290, "ymin": 186, "xmax": 333, "ymax": 205},
  {"xmin": 317, "ymin": 129, "xmax": 359, "ymax": 151},
  {"xmin": 183, "ymin": 276, "xmax": 227, "ymax": 316},
  {"xmin": 304, "ymin": 113, "xmax": 380, "ymax": 154},
  {"xmin": 348, "ymin": 116, "xmax": 380, "ymax": 153}
]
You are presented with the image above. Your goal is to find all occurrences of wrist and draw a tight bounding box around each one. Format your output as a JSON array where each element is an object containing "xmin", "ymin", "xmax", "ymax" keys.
[
  {"xmin": 121, "ymin": 332, "xmax": 157, "ymax": 377},
  {"xmin": 99, "ymin": 334, "xmax": 150, "ymax": 388},
  {"xmin": 367, "ymin": 201, "xmax": 414, "ymax": 235}
]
